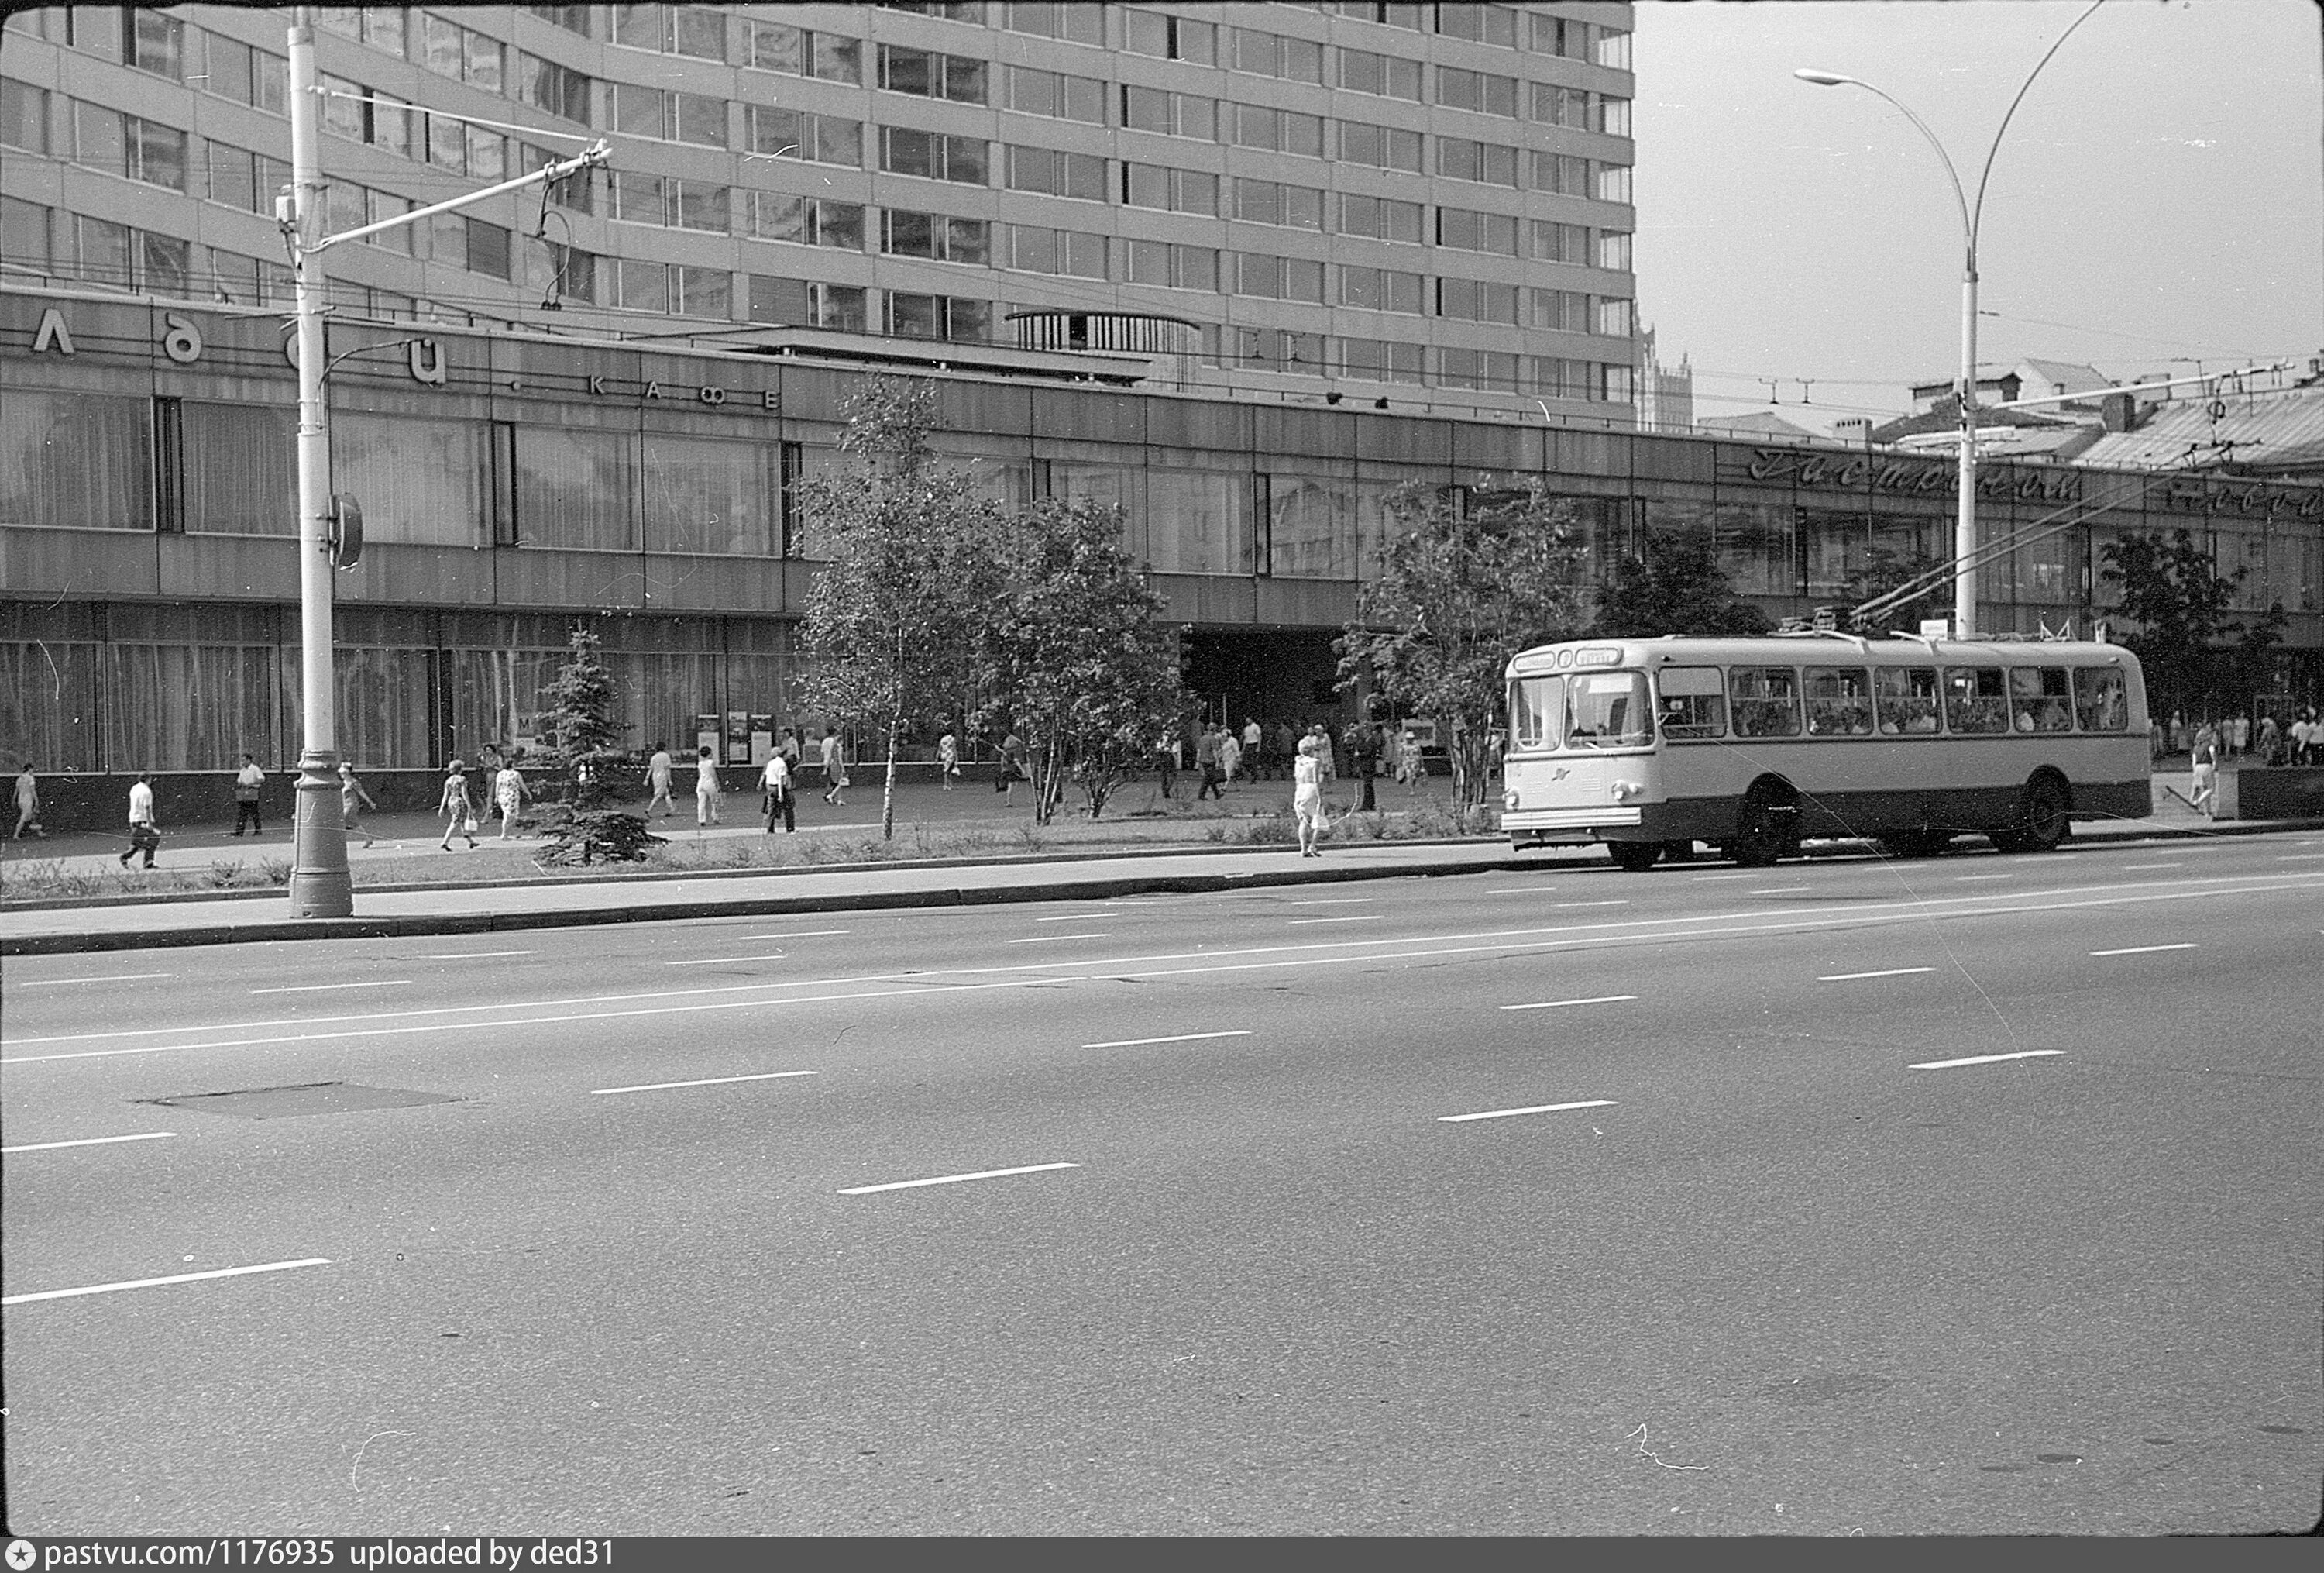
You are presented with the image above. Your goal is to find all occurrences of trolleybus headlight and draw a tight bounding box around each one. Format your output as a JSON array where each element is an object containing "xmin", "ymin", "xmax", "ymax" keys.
[
  {"xmin": 1609, "ymin": 780, "xmax": 1641, "ymax": 801},
  {"xmin": 1504, "ymin": 789, "xmax": 1521, "ymax": 809}
]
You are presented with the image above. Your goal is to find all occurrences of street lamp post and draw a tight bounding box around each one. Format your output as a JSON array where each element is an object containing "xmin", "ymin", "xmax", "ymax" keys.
[{"xmin": 1796, "ymin": 0, "xmax": 2106, "ymax": 641}]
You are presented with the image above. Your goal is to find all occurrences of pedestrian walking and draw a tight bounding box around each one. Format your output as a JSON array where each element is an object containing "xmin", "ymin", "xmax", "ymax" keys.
[
  {"xmin": 478, "ymin": 745, "xmax": 504, "ymax": 824},
  {"xmin": 1151, "ymin": 733, "xmax": 1177, "ymax": 800},
  {"xmin": 231, "ymin": 752, "xmax": 266, "ymax": 836},
  {"xmin": 937, "ymin": 728, "xmax": 960, "ymax": 790},
  {"xmin": 760, "ymin": 748, "xmax": 795, "ymax": 833},
  {"xmin": 999, "ymin": 730, "xmax": 1028, "ymax": 802},
  {"xmin": 695, "ymin": 745, "xmax": 724, "ymax": 828},
  {"xmin": 13, "ymin": 761, "xmax": 42, "ymax": 839},
  {"xmin": 1397, "ymin": 729, "xmax": 1425, "ymax": 786},
  {"xmin": 819, "ymin": 731, "xmax": 848, "ymax": 806},
  {"xmin": 493, "ymin": 757, "xmax": 528, "ymax": 839},
  {"xmin": 2231, "ymin": 714, "xmax": 2250, "ymax": 757},
  {"xmin": 1219, "ymin": 726, "xmax": 1243, "ymax": 787},
  {"xmin": 119, "ymin": 770, "xmax": 160, "ymax": 869},
  {"xmin": 1342, "ymin": 720, "xmax": 1378, "ymax": 813},
  {"xmin": 1195, "ymin": 725, "xmax": 1224, "ymax": 800},
  {"xmin": 437, "ymin": 760, "xmax": 479, "ymax": 850},
  {"xmin": 645, "ymin": 742, "xmax": 676, "ymax": 819},
  {"xmin": 2189, "ymin": 731, "xmax": 2219, "ymax": 817},
  {"xmin": 1292, "ymin": 735, "xmax": 1326, "ymax": 858},
  {"xmin": 338, "ymin": 762, "xmax": 378, "ymax": 848},
  {"xmin": 1242, "ymin": 718, "xmax": 1264, "ymax": 780},
  {"xmin": 2256, "ymin": 714, "xmax": 2280, "ymax": 766}
]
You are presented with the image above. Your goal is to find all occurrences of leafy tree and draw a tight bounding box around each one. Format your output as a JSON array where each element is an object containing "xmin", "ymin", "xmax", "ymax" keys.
[
  {"xmin": 972, "ymin": 497, "xmax": 1189, "ymax": 824},
  {"xmin": 535, "ymin": 622, "xmax": 656, "ymax": 864},
  {"xmin": 1591, "ymin": 531, "xmax": 1771, "ymax": 638},
  {"xmin": 2099, "ymin": 528, "xmax": 2256, "ymax": 720},
  {"xmin": 1336, "ymin": 478, "xmax": 1591, "ymax": 810},
  {"xmin": 1841, "ymin": 546, "xmax": 1950, "ymax": 635},
  {"xmin": 796, "ymin": 375, "xmax": 1002, "ymax": 840}
]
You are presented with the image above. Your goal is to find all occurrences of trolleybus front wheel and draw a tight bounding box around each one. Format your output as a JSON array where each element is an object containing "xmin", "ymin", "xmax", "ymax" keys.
[{"xmin": 1605, "ymin": 841, "xmax": 1663, "ymax": 872}]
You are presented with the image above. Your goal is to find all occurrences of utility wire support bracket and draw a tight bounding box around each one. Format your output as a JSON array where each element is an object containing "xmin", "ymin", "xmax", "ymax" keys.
[{"xmin": 296, "ymin": 139, "xmax": 611, "ymax": 255}]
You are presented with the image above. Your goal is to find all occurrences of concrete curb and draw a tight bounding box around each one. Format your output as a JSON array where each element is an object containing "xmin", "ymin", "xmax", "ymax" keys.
[
  {"xmin": 5, "ymin": 817, "xmax": 2317, "ymax": 959},
  {"xmin": 0, "ymin": 854, "xmax": 1533, "ymax": 957}
]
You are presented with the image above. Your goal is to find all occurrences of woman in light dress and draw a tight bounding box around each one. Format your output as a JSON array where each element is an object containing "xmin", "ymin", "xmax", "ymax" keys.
[{"xmin": 1292, "ymin": 735, "xmax": 1325, "ymax": 858}]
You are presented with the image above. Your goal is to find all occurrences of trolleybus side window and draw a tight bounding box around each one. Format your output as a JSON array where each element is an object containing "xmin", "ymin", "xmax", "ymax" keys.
[
  {"xmin": 1874, "ymin": 666, "xmax": 1941, "ymax": 735},
  {"xmin": 1729, "ymin": 666, "xmax": 1800, "ymax": 738},
  {"xmin": 1655, "ymin": 666, "xmax": 1726, "ymax": 739},
  {"xmin": 1803, "ymin": 666, "xmax": 1873, "ymax": 736},
  {"xmin": 2009, "ymin": 666, "xmax": 2074, "ymax": 732},
  {"xmin": 1564, "ymin": 670, "xmax": 1652, "ymax": 748},
  {"xmin": 1510, "ymin": 674, "xmax": 1562, "ymax": 750},
  {"xmin": 1943, "ymin": 666, "xmax": 2009, "ymax": 735},
  {"xmin": 2072, "ymin": 666, "xmax": 2130, "ymax": 732}
]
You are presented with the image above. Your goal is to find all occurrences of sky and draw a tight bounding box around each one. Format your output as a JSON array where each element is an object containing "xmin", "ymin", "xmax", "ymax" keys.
[{"xmin": 1631, "ymin": 0, "xmax": 2324, "ymax": 432}]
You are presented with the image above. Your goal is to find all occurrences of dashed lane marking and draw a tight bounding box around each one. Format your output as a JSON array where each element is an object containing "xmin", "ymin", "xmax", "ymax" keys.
[
  {"xmin": 1083, "ymin": 1030, "xmax": 1253, "ymax": 1049},
  {"xmin": 1035, "ymin": 912, "xmax": 1119, "ymax": 922},
  {"xmin": 406, "ymin": 950, "xmax": 535, "ymax": 960},
  {"xmin": 2, "ymin": 1131, "xmax": 176, "ymax": 1155},
  {"xmin": 1751, "ymin": 886, "xmax": 1813, "ymax": 896},
  {"xmin": 2089, "ymin": 943, "xmax": 2199, "ymax": 957},
  {"xmin": 2119, "ymin": 863, "xmax": 2183, "ymax": 872},
  {"xmin": 1691, "ymin": 873, "xmax": 1758, "ymax": 882},
  {"xmin": 1288, "ymin": 915, "xmax": 1384, "ymax": 924},
  {"xmin": 665, "ymin": 954, "xmax": 787, "ymax": 966},
  {"xmin": 1556, "ymin": 900, "xmax": 1630, "ymax": 908},
  {"xmin": 1908, "ymin": 1050, "xmax": 2064, "ymax": 1070},
  {"xmin": 16, "ymin": 972, "xmax": 173, "ymax": 986},
  {"xmin": 1817, "ymin": 967, "xmax": 1937, "ymax": 982},
  {"xmin": 590, "ymin": 1069, "xmax": 819, "ymax": 1096},
  {"xmin": 1953, "ymin": 876, "xmax": 2013, "ymax": 882},
  {"xmin": 250, "ymin": 979, "xmax": 413, "ymax": 995},
  {"xmin": 1499, "ymin": 994, "xmax": 1638, "ymax": 1013},
  {"xmin": 1289, "ymin": 897, "xmax": 1375, "ymax": 906},
  {"xmin": 840, "ymin": 1162, "xmax": 1078, "ymax": 1196},
  {"xmin": 732, "ymin": 930, "xmax": 850, "ymax": 941},
  {"xmin": 1439, "ymin": 1099, "xmax": 1617, "ymax": 1124},
  {"xmin": 1007, "ymin": 933, "xmax": 1112, "ymax": 942},
  {"xmin": 2, "ymin": 1257, "xmax": 332, "ymax": 1306}
]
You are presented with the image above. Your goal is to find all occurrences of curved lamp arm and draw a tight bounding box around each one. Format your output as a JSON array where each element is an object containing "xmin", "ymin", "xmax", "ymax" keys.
[
  {"xmin": 1793, "ymin": 69, "xmax": 1972, "ymax": 264},
  {"xmin": 1968, "ymin": 0, "xmax": 2108, "ymax": 250}
]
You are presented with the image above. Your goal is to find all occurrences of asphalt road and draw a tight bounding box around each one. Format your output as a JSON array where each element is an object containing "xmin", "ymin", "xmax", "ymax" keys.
[{"xmin": 5, "ymin": 833, "xmax": 2320, "ymax": 1536}]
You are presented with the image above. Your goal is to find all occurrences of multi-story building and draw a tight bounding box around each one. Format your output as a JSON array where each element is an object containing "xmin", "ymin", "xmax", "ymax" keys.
[{"xmin": 0, "ymin": 2, "xmax": 1642, "ymax": 419}]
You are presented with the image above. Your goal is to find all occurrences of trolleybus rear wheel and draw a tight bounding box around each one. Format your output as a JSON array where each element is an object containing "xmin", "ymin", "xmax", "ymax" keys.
[
  {"xmin": 1995, "ymin": 773, "xmax": 2071, "ymax": 854},
  {"xmin": 1729, "ymin": 791, "xmax": 1796, "ymax": 868}
]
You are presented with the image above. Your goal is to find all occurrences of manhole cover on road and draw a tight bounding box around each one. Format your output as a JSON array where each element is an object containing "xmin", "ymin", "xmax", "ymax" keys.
[{"xmin": 142, "ymin": 1082, "xmax": 459, "ymax": 1120}]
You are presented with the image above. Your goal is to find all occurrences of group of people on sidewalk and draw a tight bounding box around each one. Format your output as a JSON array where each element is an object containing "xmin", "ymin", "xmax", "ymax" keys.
[
  {"xmin": 643, "ymin": 729, "xmax": 852, "ymax": 837},
  {"xmin": 2155, "ymin": 708, "xmax": 2324, "ymax": 769}
]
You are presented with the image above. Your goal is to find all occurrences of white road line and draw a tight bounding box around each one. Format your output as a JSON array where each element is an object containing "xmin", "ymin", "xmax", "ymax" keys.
[
  {"xmin": 2119, "ymin": 863, "xmax": 2182, "ymax": 872},
  {"xmin": 1752, "ymin": 886, "xmax": 1813, "ymax": 895},
  {"xmin": 249, "ymin": 979, "xmax": 413, "ymax": 995},
  {"xmin": 2089, "ymin": 943, "xmax": 2199, "ymax": 957},
  {"xmin": 1290, "ymin": 897, "xmax": 1375, "ymax": 906},
  {"xmin": 1439, "ymin": 1099, "xmax": 1616, "ymax": 1124},
  {"xmin": 1288, "ymin": 915, "xmax": 1384, "ymax": 924},
  {"xmin": 1908, "ymin": 1050, "xmax": 2064, "ymax": 1070},
  {"xmin": 733, "ymin": 930, "xmax": 851, "ymax": 941},
  {"xmin": 14, "ymin": 873, "xmax": 2319, "ymax": 1066},
  {"xmin": 1953, "ymin": 875, "xmax": 2013, "ymax": 882},
  {"xmin": 1006, "ymin": 933, "xmax": 1111, "ymax": 942},
  {"xmin": 590, "ymin": 1069, "xmax": 819, "ymax": 1096},
  {"xmin": 664, "ymin": 954, "xmax": 786, "ymax": 966},
  {"xmin": 16, "ymin": 972, "xmax": 173, "ymax": 986},
  {"xmin": 407, "ymin": 950, "xmax": 535, "ymax": 960},
  {"xmin": 1035, "ymin": 913, "xmax": 1119, "ymax": 922},
  {"xmin": 1499, "ymin": 994, "xmax": 1638, "ymax": 1012},
  {"xmin": 1817, "ymin": 967, "xmax": 1937, "ymax": 982},
  {"xmin": 1556, "ymin": 900, "xmax": 1631, "ymax": 908},
  {"xmin": 2, "ymin": 1257, "xmax": 332, "ymax": 1306},
  {"xmin": 2276, "ymin": 854, "xmax": 2324, "ymax": 862},
  {"xmin": 840, "ymin": 1162, "xmax": 1078, "ymax": 1196},
  {"xmin": 1692, "ymin": 873, "xmax": 1758, "ymax": 881},
  {"xmin": 2, "ymin": 1131, "xmax": 176, "ymax": 1155},
  {"xmin": 1487, "ymin": 886, "xmax": 1569, "ymax": 894},
  {"xmin": 1083, "ymin": 1029, "xmax": 1253, "ymax": 1049}
]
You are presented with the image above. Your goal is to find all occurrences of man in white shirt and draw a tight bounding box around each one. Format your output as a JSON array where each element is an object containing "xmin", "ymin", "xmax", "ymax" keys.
[
  {"xmin": 121, "ymin": 771, "xmax": 160, "ymax": 869},
  {"xmin": 232, "ymin": 753, "xmax": 266, "ymax": 836},
  {"xmin": 760, "ymin": 749, "xmax": 794, "ymax": 833}
]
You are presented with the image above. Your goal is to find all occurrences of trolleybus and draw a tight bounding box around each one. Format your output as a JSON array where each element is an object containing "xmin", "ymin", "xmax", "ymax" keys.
[{"xmin": 1501, "ymin": 633, "xmax": 2150, "ymax": 868}]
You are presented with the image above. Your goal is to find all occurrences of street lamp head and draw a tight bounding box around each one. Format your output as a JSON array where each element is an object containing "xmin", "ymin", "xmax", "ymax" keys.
[{"xmin": 1793, "ymin": 68, "xmax": 1856, "ymax": 88}]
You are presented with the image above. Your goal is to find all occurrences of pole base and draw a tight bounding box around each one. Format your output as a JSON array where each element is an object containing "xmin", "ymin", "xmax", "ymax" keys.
[{"xmin": 287, "ymin": 749, "xmax": 354, "ymax": 918}]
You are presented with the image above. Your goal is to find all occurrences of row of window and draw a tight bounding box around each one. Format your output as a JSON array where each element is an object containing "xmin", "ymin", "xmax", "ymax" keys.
[{"xmin": 1638, "ymin": 664, "xmax": 2137, "ymax": 743}]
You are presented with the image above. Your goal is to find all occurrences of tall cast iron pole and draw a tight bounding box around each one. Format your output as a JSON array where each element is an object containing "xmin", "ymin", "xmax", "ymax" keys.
[{"xmin": 284, "ymin": 8, "xmax": 352, "ymax": 917}]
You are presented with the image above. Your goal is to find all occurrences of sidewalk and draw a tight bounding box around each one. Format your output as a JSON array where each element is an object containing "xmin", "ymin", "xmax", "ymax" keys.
[{"xmin": 3, "ymin": 773, "xmax": 2315, "ymax": 957}]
